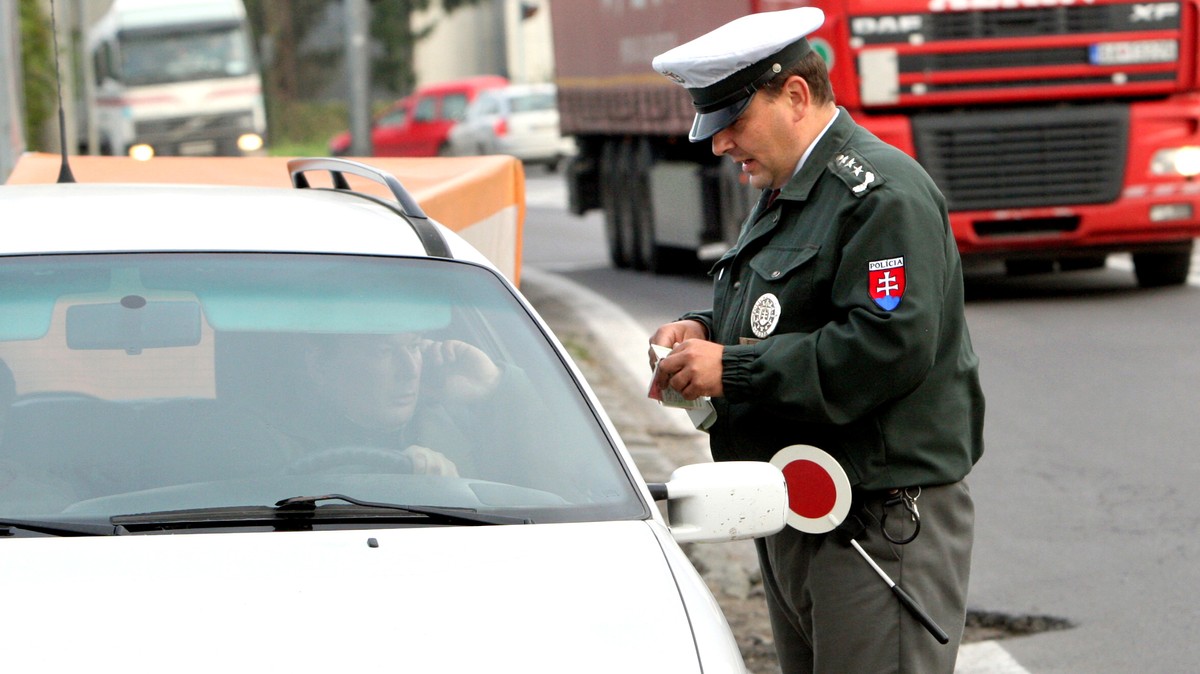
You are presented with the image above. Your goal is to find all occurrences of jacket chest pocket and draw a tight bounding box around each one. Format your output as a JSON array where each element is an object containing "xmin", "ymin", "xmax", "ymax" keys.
[{"xmin": 742, "ymin": 245, "xmax": 820, "ymax": 332}]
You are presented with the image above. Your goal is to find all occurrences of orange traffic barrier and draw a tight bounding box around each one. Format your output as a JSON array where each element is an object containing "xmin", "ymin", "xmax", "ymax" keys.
[{"xmin": 6, "ymin": 153, "xmax": 526, "ymax": 284}]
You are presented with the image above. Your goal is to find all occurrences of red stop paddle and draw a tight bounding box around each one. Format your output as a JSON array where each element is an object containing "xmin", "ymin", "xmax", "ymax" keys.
[{"xmin": 769, "ymin": 444, "xmax": 851, "ymax": 533}]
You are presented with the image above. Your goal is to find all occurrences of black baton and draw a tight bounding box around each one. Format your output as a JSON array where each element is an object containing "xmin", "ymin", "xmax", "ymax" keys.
[{"xmin": 849, "ymin": 539, "xmax": 950, "ymax": 644}]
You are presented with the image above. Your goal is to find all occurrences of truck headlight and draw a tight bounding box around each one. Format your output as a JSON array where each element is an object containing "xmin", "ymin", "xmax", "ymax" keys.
[
  {"xmin": 237, "ymin": 133, "xmax": 264, "ymax": 153},
  {"xmin": 129, "ymin": 144, "xmax": 155, "ymax": 161},
  {"xmin": 1151, "ymin": 146, "xmax": 1200, "ymax": 177}
]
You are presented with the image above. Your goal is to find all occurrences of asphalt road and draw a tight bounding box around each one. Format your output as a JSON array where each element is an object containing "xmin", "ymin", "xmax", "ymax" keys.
[{"xmin": 521, "ymin": 168, "xmax": 1200, "ymax": 673}]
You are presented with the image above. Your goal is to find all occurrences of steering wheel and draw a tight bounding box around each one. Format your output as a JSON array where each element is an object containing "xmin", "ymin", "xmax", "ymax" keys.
[{"xmin": 287, "ymin": 446, "xmax": 415, "ymax": 475}]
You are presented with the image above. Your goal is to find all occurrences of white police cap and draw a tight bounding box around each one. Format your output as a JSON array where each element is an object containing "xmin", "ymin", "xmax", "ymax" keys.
[{"xmin": 652, "ymin": 7, "xmax": 825, "ymax": 142}]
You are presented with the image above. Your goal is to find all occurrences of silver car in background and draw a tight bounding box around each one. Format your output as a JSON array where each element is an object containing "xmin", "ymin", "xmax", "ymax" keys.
[{"xmin": 447, "ymin": 83, "xmax": 577, "ymax": 169}]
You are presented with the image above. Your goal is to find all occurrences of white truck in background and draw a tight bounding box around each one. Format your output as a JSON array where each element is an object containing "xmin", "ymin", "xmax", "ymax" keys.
[{"xmin": 82, "ymin": 0, "xmax": 266, "ymax": 159}]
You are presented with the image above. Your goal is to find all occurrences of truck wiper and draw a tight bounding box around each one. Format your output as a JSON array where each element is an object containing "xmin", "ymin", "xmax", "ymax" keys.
[
  {"xmin": 274, "ymin": 493, "xmax": 532, "ymax": 525},
  {"xmin": 0, "ymin": 517, "xmax": 128, "ymax": 537}
]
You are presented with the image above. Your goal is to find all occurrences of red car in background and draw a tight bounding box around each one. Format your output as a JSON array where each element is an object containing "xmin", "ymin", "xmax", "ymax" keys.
[{"xmin": 330, "ymin": 75, "xmax": 508, "ymax": 156}]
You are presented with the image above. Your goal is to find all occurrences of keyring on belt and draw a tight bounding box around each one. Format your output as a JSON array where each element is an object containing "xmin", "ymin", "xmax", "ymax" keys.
[{"xmin": 881, "ymin": 486, "xmax": 921, "ymax": 545}]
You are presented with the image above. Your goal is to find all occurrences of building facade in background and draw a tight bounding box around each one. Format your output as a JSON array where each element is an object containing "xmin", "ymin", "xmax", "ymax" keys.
[{"xmin": 413, "ymin": 0, "xmax": 555, "ymax": 87}]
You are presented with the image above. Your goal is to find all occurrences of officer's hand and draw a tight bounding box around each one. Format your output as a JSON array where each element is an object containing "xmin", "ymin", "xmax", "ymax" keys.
[
  {"xmin": 402, "ymin": 444, "xmax": 460, "ymax": 477},
  {"xmin": 653, "ymin": 338, "xmax": 724, "ymax": 400},
  {"xmin": 648, "ymin": 320, "xmax": 709, "ymax": 371},
  {"xmin": 421, "ymin": 339, "xmax": 501, "ymax": 402}
]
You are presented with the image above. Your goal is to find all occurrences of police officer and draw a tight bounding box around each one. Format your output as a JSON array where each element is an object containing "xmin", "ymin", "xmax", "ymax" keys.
[{"xmin": 648, "ymin": 8, "xmax": 985, "ymax": 673}]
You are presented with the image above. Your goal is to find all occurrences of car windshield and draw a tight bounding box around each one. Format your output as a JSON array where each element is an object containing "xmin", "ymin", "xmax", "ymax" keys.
[{"xmin": 0, "ymin": 253, "xmax": 644, "ymax": 527}]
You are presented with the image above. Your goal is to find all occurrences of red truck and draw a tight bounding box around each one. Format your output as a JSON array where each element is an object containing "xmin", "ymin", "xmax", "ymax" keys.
[{"xmin": 551, "ymin": 0, "xmax": 1200, "ymax": 286}]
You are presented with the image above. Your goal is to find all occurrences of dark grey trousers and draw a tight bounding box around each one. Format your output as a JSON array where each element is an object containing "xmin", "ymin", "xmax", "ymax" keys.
[{"xmin": 756, "ymin": 480, "xmax": 974, "ymax": 674}]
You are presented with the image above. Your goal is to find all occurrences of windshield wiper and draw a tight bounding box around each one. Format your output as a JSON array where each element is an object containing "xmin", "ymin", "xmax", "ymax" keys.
[
  {"xmin": 109, "ymin": 495, "xmax": 531, "ymax": 531},
  {"xmin": 274, "ymin": 493, "xmax": 532, "ymax": 525},
  {"xmin": 0, "ymin": 517, "xmax": 128, "ymax": 537}
]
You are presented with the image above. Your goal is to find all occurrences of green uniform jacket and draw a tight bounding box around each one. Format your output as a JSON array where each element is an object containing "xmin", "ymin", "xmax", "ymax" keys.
[{"xmin": 683, "ymin": 109, "xmax": 985, "ymax": 491}]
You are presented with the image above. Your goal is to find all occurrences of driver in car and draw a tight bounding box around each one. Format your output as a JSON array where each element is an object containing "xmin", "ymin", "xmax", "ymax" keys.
[{"xmin": 285, "ymin": 332, "xmax": 503, "ymax": 476}]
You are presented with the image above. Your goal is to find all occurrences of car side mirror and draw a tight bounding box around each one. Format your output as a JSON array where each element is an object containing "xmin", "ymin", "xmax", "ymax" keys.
[{"xmin": 648, "ymin": 461, "xmax": 787, "ymax": 543}]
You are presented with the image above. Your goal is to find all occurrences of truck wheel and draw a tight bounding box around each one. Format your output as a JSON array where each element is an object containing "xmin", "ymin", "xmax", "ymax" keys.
[
  {"xmin": 1133, "ymin": 245, "xmax": 1193, "ymax": 288},
  {"xmin": 599, "ymin": 141, "xmax": 630, "ymax": 268},
  {"xmin": 716, "ymin": 159, "xmax": 754, "ymax": 247},
  {"xmin": 631, "ymin": 139, "xmax": 659, "ymax": 272},
  {"xmin": 615, "ymin": 140, "xmax": 642, "ymax": 268}
]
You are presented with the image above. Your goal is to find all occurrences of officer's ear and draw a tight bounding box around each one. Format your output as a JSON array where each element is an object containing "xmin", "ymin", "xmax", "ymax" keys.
[{"xmin": 781, "ymin": 75, "xmax": 812, "ymax": 117}]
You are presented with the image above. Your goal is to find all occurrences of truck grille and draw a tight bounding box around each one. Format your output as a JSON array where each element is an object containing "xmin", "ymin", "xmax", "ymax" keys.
[
  {"xmin": 135, "ymin": 113, "xmax": 250, "ymax": 141},
  {"xmin": 926, "ymin": 4, "xmax": 1161, "ymax": 40},
  {"xmin": 911, "ymin": 105, "xmax": 1128, "ymax": 211},
  {"xmin": 850, "ymin": 2, "xmax": 1185, "ymax": 106}
]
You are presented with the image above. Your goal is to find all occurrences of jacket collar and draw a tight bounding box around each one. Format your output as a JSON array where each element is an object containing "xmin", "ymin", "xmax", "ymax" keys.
[
  {"xmin": 777, "ymin": 106, "xmax": 856, "ymax": 204},
  {"xmin": 725, "ymin": 107, "xmax": 857, "ymax": 256}
]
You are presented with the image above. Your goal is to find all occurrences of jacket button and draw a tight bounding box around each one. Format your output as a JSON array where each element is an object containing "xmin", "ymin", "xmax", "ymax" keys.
[
  {"xmin": 733, "ymin": 281, "xmax": 741, "ymax": 289},
  {"xmin": 771, "ymin": 270, "xmax": 781, "ymax": 278}
]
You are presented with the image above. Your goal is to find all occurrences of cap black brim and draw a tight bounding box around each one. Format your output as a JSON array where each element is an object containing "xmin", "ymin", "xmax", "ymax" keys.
[{"xmin": 689, "ymin": 95, "xmax": 753, "ymax": 142}]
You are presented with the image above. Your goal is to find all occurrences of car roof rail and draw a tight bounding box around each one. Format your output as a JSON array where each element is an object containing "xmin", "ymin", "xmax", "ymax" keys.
[{"xmin": 287, "ymin": 157, "xmax": 451, "ymax": 258}]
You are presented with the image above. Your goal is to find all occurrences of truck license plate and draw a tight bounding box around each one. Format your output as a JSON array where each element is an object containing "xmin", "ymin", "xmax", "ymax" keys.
[
  {"xmin": 179, "ymin": 140, "xmax": 217, "ymax": 156},
  {"xmin": 1089, "ymin": 40, "xmax": 1177, "ymax": 66}
]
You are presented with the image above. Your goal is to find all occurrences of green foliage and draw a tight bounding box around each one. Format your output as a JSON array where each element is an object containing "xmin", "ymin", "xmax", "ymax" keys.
[
  {"xmin": 244, "ymin": 0, "xmax": 486, "ymax": 149},
  {"xmin": 266, "ymin": 99, "xmax": 348, "ymax": 154},
  {"xmin": 368, "ymin": 0, "xmax": 428, "ymax": 96},
  {"xmin": 19, "ymin": 0, "xmax": 56, "ymax": 150}
]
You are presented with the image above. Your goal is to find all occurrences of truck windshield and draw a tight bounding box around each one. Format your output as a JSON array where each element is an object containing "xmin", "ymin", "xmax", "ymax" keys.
[{"xmin": 119, "ymin": 24, "xmax": 254, "ymax": 86}]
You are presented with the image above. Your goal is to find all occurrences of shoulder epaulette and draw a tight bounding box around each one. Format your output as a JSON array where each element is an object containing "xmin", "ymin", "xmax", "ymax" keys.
[{"xmin": 828, "ymin": 150, "xmax": 884, "ymax": 198}]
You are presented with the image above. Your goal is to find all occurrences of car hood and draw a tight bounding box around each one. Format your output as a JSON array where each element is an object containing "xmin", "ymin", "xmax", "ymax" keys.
[{"xmin": 1, "ymin": 520, "xmax": 726, "ymax": 672}]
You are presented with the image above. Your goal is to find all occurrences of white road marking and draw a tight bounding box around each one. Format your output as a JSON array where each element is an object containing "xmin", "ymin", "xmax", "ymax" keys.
[{"xmin": 957, "ymin": 641, "xmax": 1032, "ymax": 674}]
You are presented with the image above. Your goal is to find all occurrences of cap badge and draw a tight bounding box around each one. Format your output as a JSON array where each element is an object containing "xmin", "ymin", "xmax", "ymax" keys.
[
  {"xmin": 750, "ymin": 293, "xmax": 782, "ymax": 338},
  {"xmin": 868, "ymin": 257, "xmax": 906, "ymax": 311},
  {"xmin": 661, "ymin": 70, "xmax": 686, "ymax": 85}
]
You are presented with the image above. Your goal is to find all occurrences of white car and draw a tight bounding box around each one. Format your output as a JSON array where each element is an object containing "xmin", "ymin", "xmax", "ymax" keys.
[
  {"xmin": 0, "ymin": 158, "xmax": 785, "ymax": 672},
  {"xmin": 446, "ymin": 83, "xmax": 577, "ymax": 169}
]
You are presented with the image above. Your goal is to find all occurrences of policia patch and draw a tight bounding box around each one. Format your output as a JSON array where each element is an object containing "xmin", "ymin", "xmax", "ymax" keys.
[{"xmin": 829, "ymin": 151, "xmax": 883, "ymax": 197}]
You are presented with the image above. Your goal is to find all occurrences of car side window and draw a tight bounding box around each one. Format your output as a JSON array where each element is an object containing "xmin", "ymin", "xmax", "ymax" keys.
[
  {"xmin": 377, "ymin": 107, "xmax": 408, "ymax": 128},
  {"xmin": 413, "ymin": 96, "xmax": 438, "ymax": 122},
  {"xmin": 442, "ymin": 93, "xmax": 469, "ymax": 121}
]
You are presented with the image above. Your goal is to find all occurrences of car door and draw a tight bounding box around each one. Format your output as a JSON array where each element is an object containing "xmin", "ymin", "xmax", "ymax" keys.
[
  {"xmin": 371, "ymin": 99, "xmax": 414, "ymax": 156},
  {"xmin": 393, "ymin": 94, "xmax": 441, "ymax": 156}
]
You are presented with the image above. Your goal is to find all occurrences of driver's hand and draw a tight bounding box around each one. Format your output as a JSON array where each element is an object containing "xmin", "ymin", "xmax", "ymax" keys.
[
  {"xmin": 402, "ymin": 444, "xmax": 460, "ymax": 477},
  {"xmin": 420, "ymin": 339, "xmax": 501, "ymax": 402}
]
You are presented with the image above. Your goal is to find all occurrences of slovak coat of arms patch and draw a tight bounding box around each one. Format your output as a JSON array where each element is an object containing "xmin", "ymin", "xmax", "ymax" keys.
[{"xmin": 868, "ymin": 257, "xmax": 905, "ymax": 310}]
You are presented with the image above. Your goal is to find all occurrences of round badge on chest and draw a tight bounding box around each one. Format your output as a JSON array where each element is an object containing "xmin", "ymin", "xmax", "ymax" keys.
[{"xmin": 750, "ymin": 293, "xmax": 781, "ymax": 339}]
